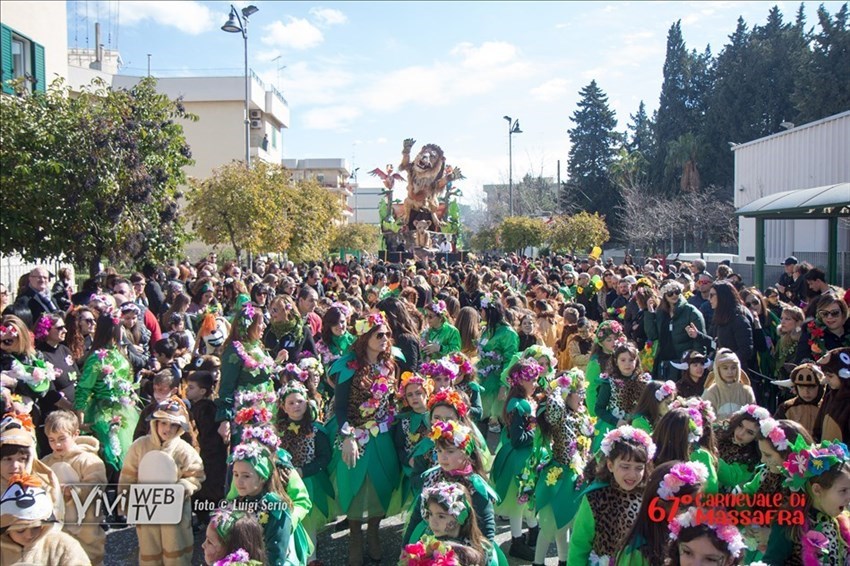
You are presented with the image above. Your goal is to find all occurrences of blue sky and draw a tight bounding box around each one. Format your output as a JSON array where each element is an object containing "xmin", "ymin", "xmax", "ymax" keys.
[{"xmin": 67, "ymin": 1, "xmax": 846, "ymax": 206}]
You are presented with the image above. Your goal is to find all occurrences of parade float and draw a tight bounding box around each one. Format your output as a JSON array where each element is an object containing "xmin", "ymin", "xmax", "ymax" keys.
[{"xmin": 369, "ymin": 138, "xmax": 465, "ymax": 259}]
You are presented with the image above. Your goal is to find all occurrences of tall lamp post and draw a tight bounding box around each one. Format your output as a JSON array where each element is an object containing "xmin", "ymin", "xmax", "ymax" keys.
[
  {"xmin": 503, "ymin": 115, "xmax": 522, "ymax": 216},
  {"xmin": 222, "ymin": 4, "xmax": 259, "ymax": 170}
]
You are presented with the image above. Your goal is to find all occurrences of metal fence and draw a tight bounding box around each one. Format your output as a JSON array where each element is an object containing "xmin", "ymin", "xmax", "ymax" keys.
[{"xmin": 0, "ymin": 255, "xmax": 72, "ymax": 302}]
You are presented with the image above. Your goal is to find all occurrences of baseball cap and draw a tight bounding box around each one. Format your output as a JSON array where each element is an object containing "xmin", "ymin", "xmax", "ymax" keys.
[{"xmin": 783, "ymin": 256, "xmax": 798, "ymax": 266}]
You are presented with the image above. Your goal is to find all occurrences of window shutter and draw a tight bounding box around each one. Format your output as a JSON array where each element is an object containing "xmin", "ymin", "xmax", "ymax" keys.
[
  {"xmin": 32, "ymin": 41, "xmax": 45, "ymax": 92},
  {"xmin": 0, "ymin": 24, "xmax": 13, "ymax": 95}
]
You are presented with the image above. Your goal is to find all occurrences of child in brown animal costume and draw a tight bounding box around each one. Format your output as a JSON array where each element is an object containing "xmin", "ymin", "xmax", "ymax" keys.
[{"xmin": 773, "ymin": 362, "xmax": 824, "ymax": 438}]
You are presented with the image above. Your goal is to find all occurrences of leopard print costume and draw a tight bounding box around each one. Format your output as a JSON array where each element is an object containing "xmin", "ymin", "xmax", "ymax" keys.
[
  {"xmin": 586, "ymin": 484, "xmax": 643, "ymax": 560},
  {"xmin": 602, "ymin": 372, "xmax": 651, "ymax": 420},
  {"xmin": 346, "ymin": 364, "xmax": 396, "ymax": 428},
  {"xmin": 716, "ymin": 432, "xmax": 760, "ymax": 468},
  {"xmin": 782, "ymin": 512, "xmax": 846, "ymax": 566},
  {"xmin": 400, "ymin": 416, "xmax": 429, "ymax": 455},
  {"xmin": 278, "ymin": 421, "xmax": 318, "ymax": 468}
]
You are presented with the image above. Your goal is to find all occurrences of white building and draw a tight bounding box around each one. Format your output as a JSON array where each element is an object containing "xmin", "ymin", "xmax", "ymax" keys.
[
  {"xmin": 0, "ymin": 0, "xmax": 67, "ymax": 93},
  {"xmin": 733, "ymin": 111, "xmax": 850, "ymax": 264},
  {"xmin": 351, "ymin": 185, "xmax": 384, "ymax": 225}
]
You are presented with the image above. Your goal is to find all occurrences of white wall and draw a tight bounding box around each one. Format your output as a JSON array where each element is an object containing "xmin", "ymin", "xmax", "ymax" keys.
[
  {"xmin": 0, "ymin": 0, "xmax": 67, "ymax": 83},
  {"xmin": 733, "ymin": 111, "xmax": 850, "ymax": 263}
]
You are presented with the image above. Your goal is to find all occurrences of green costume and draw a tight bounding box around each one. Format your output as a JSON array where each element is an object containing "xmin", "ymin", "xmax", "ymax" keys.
[
  {"xmin": 74, "ymin": 347, "xmax": 140, "ymax": 471},
  {"xmin": 328, "ymin": 351, "xmax": 403, "ymax": 517},
  {"xmin": 215, "ymin": 341, "xmax": 276, "ymax": 423},
  {"xmin": 764, "ymin": 510, "xmax": 850, "ymax": 566},
  {"xmin": 491, "ymin": 397, "xmax": 536, "ymax": 515},
  {"xmin": 278, "ymin": 422, "xmax": 335, "ymax": 536},
  {"xmin": 477, "ymin": 324, "xmax": 519, "ymax": 420},
  {"xmin": 392, "ymin": 409, "xmax": 430, "ymax": 511},
  {"xmin": 630, "ymin": 414, "xmax": 653, "ymax": 434},
  {"xmin": 421, "ymin": 322, "xmax": 461, "ymax": 361},
  {"xmin": 232, "ymin": 492, "xmax": 297, "ymax": 566},
  {"xmin": 616, "ymin": 536, "xmax": 651, "ymax": 566},
  {"xmin": 690, "ymin": 447, "xmax": 719, "ymax": 494},
  {"xmin": 584, "ymin": 352, "xmax": 611, "ymax": 419},
  {"xmin": 568, "ymin": 481, "xmax": 643, "ymax": 566}
]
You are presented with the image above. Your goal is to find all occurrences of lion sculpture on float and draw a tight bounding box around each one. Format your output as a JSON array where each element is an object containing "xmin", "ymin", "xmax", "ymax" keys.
[{"xmin": 399, "ymin": 138, "xmax": 446, "ymax": 229}]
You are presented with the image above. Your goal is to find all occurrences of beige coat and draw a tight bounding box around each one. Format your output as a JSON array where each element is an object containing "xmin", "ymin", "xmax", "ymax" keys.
[
  {"xmin": 703, "ymin": 369, "xmax": 756, "ymax": 420},
  {"xmin": 1, "ymin": 524, "xmax": 91, "ymax": 566},
  {"xmin": 42, "ymin": 436, "xmax": 107, "ymax": 565}
]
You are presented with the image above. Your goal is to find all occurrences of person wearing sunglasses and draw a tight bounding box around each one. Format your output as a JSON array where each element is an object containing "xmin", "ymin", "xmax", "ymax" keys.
[
  {"xmin": 33, "ymin": 313, "xmax": 78, "ymax": 450},
  {"xmin": 796, "ymin": 294, "xmax": 850, "ymax": 363},
  {"xmin": 645, "ymin": 280, "xmax": 706, "ymax": 381}
]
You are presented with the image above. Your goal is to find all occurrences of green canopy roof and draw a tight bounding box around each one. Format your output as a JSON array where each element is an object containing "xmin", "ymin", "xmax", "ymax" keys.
[{"xmin": 736, "ymin": 183, "xmax": 850, "ymax": 219}]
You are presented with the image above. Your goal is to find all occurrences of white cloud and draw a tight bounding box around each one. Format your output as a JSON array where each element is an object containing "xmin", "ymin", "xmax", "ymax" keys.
[
  {"xmin": 530, "ymin": 78, "xmax": 569, "ymax": 102},
  {"xmin": 301, "ymin": 105, "xmax": 362, "ymax": 130},
  {"xmin": 262, "ymin": 18, "xmax": 324, "ymax": 50},
  {"xmin": 115, "ymin": 1, "xmax": 216, "ymax": 35},
  {"xmin": 450, "ymin": 42, "xmax": 518, "ymax": 69},
  {"xmin": 376, "ymin": 137, "xmax": 388, "ymax": 144},
  {"xmin": 309, "ymin": 7, "xmax": 348, "ymax": 26},
  {"xmin": 269, "ymin": 61, "xmax": 355, "ymax": 106}
]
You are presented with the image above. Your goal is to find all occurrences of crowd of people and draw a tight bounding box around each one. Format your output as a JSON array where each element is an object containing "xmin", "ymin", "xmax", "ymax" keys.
[{"xmin": 0, "ymin": 250, "xmax": 849, "ymax": 566}]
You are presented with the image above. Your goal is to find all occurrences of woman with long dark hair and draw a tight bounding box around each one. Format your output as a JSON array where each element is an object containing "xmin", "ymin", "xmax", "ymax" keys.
[
  {"xmin": 74, "ymin": 312, "xmax": 140, "ymax": 480},
  {"xmin": 328, "ymin": 312, "xmax": 402, "ymax": 565},
  {"xmin": 689, "ymin": 281, "xmax": 754, "ymax": 373},
  {"xmin": 644, "ymin": 280, "xmax": 705, "ymax": 380},
  {"xmin": 376, "ymin": 296, "xmax": 420, "ymax": 373}
]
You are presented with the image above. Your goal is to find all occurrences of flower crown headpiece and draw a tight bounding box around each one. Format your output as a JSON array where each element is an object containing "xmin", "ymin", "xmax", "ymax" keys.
[
  {"xmin": 507, "ymin": 358, "xmax": 544, "ymax": 387},
  {"xmin": 211, "ymin": 506, "xmax": 245, "ymax": 540},
  {"xmin": 430, "ymin": 420, "xmax": 474, "ymax": 455},
  {"xmin": 33, "ymin": 317, "xmax": 56, "ymax": 341},
  {"xmin": 524, "ymin": 345, "xmax": 556, "ymax": 374},
  {"xmin": 600, "ymin": 425, "xmax": 657, "ymax": 460},
  {"xmin": 213, "ymin": 548, "xmax": 263, "ymax": 566},
  {"xmin": 655, "ymin": 380, "xmax": 677, "ymax": 402},
  {"xmin": 119, "ymin": 302, "xmax": 141, "ymax": 316},
  {"xmin": 240, "ymin": 425, "xmax": 281, "ymax": 452},
  {"xmin": 479, "ymin": 291, "xmax": 495, "ymax": 310},
  {"xmin": 427, "ymin": 300, "xmax": 448, "ymax": 317},
  {"xmin": 400, "ymin": 535, "xmax": 458, "ymax": 566},
  {"xmin": 427, "ymin": 390, "xmax": 469, "ymax": 419},
  {"xmin": 234, "ymin": 390, "xmax": 276, "ymax": 410},
  {"xmin": 330, "ymin": 301, "xmax": 352, "ymax": 319},
  {"xmin": 421, "ymin": 482, "xmax": 471, "ymax": 525},
  {"xmin": 447, "ymin": 353, "xmax": 474, "ymax": 376},
  {"xmin": 398, "ymin": 371, "xmax": 429, "ymax": 397},
  {"xmin": 782, "ymin": 440, "xmax": 849, "ymax": 492},
  {"xmin": 595, "ymin": 320, "xmax": 625, "ymax": 344},
  {"xmin": 740, "ymin": 404, "xmax": 771, "ymax": 423},
  {"xmin": 298, "ymin": 357, "xmax": 324, "ymax": 379},
  {"xmin": 281, "ymin": 363, "xmax": 309, "ymax": 382},
  {"xmin": 669, "ymin": 506, "xmax": 746, "ymax": 559},
  {"xmin": 0, "ymin": 324, "xmax": 20, "ymax": 338},
  {"xmin": 279, "ymin": 379, "xmax": 309, "ymax": 400},
  {"xmin": 228, "ymin": 442, "xmax": 273, "ymax": 480},
  {"xmin": 657, "ymin": 462, "xmax": 709, "ymax": 500},
  {"xmin": 635, "ymin": 277, "xmax": 654, "ymax": 289},
  {"xmin": 550, "ymin": 368, "xmax": 587, "ymax": 397},
  {"xmin": 239, "ymin": 302, "xmax": 256, "ymax": 331},
  {"xmin": 758, "ymin": 418, "xmax": 794, "ymax": 452},
  {"xmin": 419, "ymin": 359, "xmax": 460, "ymax": 383},
  {"xmin": 355, "ymin": 311, "xmax": 387, "ymax": 336},
  {"xmin": 233, "ymin": 406, "xmax": 272, "ymax": 427}
]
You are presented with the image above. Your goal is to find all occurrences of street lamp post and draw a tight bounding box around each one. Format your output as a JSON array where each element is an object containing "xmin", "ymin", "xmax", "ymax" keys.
[
  {"xmin": 503, "ymin": 115, "xmax": 522, "ymax": 216},
  {"xmin": 222, "ymin": 5, "xmax": 259, "ymax": 170}
]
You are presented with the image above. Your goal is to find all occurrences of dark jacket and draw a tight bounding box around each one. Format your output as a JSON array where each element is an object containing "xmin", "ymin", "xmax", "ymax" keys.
[
  {"xmin": 17, "ymin": 286, "xmax": 59, "ymax": 324},
  {"xmin": 795, "ymin": 318, "xmax": 850, "ymax": 363},
  {"xmin": 697, "ymin": 306, "xmax": 754, "ymax": 372},
  {"xmin": 644, "ymin": 297, "xmax": 706, "ymax": 362}
]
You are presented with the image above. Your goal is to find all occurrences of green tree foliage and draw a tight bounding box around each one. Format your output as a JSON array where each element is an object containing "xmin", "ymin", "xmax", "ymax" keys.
[
  {"xmin": 0, "ymin": 77, "xmax": 194, "ymax": 274},
  {"xmin": 565, "ymin": 80, "xmax": 620, "ymax": 224},
  {"xmin": 793, "ymin": 3, "xmax": 850, "ymax": 122},
  {"xmin": 499, "ymin": 216, "xmax": 547, "ymax": 253},
  {"xmin": 626, "ymin": 101, "xmax": 656, "ymax": 167},
  {"xmin": 548, "ymin": 212, "xmax": 610, "ymax": 255},
  {"xmin": 665, "ymin": 132, "xmax": 705, "ymax": 193},
  {"xmin": 284, "ymin": 179, "xmax": 344, "ymax": 263},
  {"xmin": 329, "ymin": 223, "xmax": 382, "ymax": 254},
  {"xmin": 470, "ymin": 225, "xmax": 501, "ymax": 253}
]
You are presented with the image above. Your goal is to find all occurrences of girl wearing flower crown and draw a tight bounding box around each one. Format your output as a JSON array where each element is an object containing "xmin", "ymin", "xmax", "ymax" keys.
[
  {"xmin": 653, "ymin": 401, "xmax": 720, "ymax": 494},
  {"xmin": 764, "ymin": 440, "xmax": 850, "ymax": 566},
  {"xmin": 275, "ymin": 380, "xmax": 333, "ymax": 563},
  {"xmin": 202, "ymin": 508, "xmax": 267, "ymax": 566},
  {"xmin": 585, "ymin": 320, "xmax": 626, "ymax": 419},
  {"xmin": 409, "ymin": 481, "xmax": 490, "ymax": 566},
  {"xmin": 405, "ymin": 420, "xmax": 497, "ymax": 549},
  {"xmin": 393, "ymin": 371, "xmax": 433, "ymax": 505},
  {"xmin": 421, "ymin": 300, "xmax": 461, "ymax": 362},
  {"xmin": 568, "ymin": 425, "xmax": 656, "ymax": 566},
  {"xmin": 279, "ymin": 361, "xmax": 324, "ymax": 421},
  {"xmin": 315, "ymin": 304, "xmax": 355, "ymax": 383},
  {"xmin": 714, "ymin": 404, "xmax": 768, "ymax": 490},
  {"xmin": 666, "ymin": 506, "xmax": 746, "ymax": 566},
  {"xmin": 477, "ymin": 292, "xmax": 519, "ymax": 433},
  {"xmin": 594, "ymin": 342, "xmax": 651, "ymax": 451},
  {"xmin": 617, "ymin": 461, "xmax": 710, "ymax": 566},
  {"xmin": 739, "ymin": 418, "xmax": 813, "ymax": 562},
  {"xmin": 327, "ymin": 311, "xmax": 403, "ymax": 565},
  {"xmin": 447, "ymin": 352, "xmax": 484, "ymax": 424},
  {"xmin": 629, "ymin": 380, "xmax": 676, "ymax": 434},
  {"xmin": 227, "ymin": 442, "xmax": 296, "ymax": 566},
  {"xmin": 215, "ymin": 303, "xmax": 283, "ymax": 446},
  {"xmin": 531, "ymin": 368, "xmax": 595, "ymax": 566},
  {"xmin": 491, "ymin": 357, "xmax": 543, "ymax": 561}
]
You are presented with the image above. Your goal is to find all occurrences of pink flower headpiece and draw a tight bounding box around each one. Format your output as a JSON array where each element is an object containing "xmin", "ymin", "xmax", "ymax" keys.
[
  {"xmin": 669, "ymin": 507, "xmax": 746, "ymax": 559},
  {"xmin": 33, "ymin": 317, "xmax": 56, "ymax": 341},
  {"xmin": 427, "ymin": 300, "xmax": 448, "ymax": 317},
  {"xmin": 281, "ymin": 363, "xmax": 309, "ymax": 382},
  {"xmin": 657, "ymin": 462, "xmax": 709, "ymax": 500},
  {"xmin": 0, "ymin": 324, "xmax": 20, "ymax": 339},
  {"xmin": 550, "ymin": 368, "xmax": 587, "ymax": 396},
  {"xmin": 240, "ymin": 425, "xmax": 281, "ymax": 452},
  {"xmin": 600, "ymin": 425, "xmax": 656, "ymax": 460},
  {"xmin": 419, "ymin": 359, "xmax": 460, "ymax": 383},
  {"xmin": 330, "ymin": 301, "xmax": 352, "ymax": 319},
  {"xmin": 448, "ymin": 353, "xmax": 474, "ymax": 376},
  {"xmin": 655, "ymin": 380, "xmax": 677, "ymax": 402},
  {"xmin": 741, "ymin": 404, "xmax": 771, "ymax": 423},
  {"xmin": 758, "ymin": 418, "xmax": 789, "ymax": 451},
  {"xmin": 507, "ymin": 358, "xmax": 544, "ymax": 387}
]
